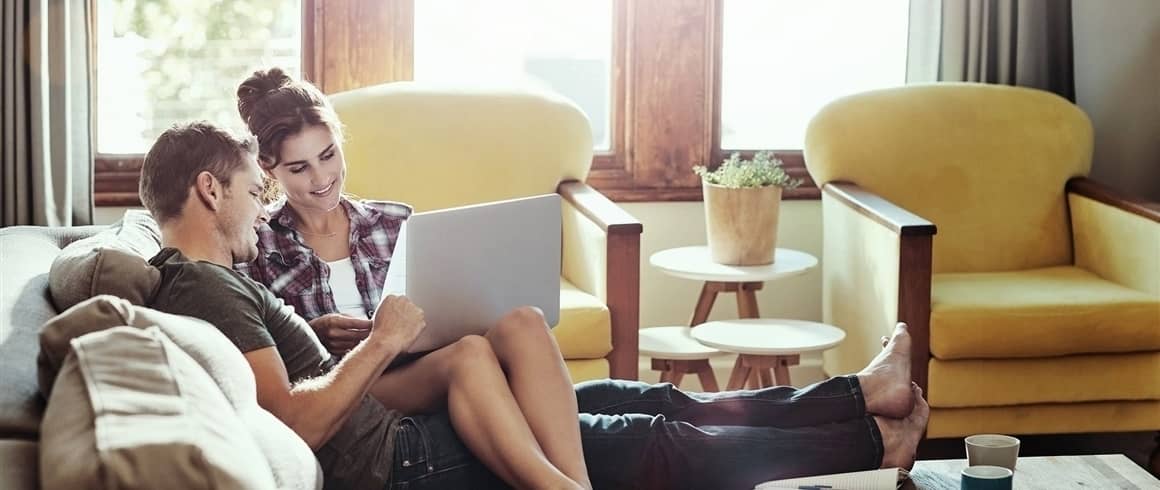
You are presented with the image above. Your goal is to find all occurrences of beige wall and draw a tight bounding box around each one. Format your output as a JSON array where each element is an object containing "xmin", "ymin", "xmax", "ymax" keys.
[
  {"xmin": 1073, "ymin": 0, "xmax": 1160, "ymax": 201},
  {"xmin": 94, "ymin": 207, "xmax": 134, "ymax": 225}
]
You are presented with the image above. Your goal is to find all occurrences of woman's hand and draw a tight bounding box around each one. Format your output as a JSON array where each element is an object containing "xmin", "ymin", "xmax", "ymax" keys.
[{"xmin": 308, "ymin": 313, "xmax": 372, "ymax": 355}]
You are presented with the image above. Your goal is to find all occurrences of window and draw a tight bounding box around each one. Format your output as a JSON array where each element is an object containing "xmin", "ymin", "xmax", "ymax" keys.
[
  {"xmin": 92, "ymin": 0, "xmax": 913, "ymax": 204},
  {"xmin": 95, "ymin": 0, "xmax": 302, "ymax": 154},
  {"xmin": 413, "ymin": 0, "xmax": 614, "ymax": 150},
  {"xmin": 720, "ymin": 0, "xmax": 910, "ymax": 150}
]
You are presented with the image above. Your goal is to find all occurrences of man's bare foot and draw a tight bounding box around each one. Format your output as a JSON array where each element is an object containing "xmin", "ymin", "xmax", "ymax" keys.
[
  {"xmin": 858, "ymin": 323, "xmax": 913, "ymax": 418},
  {"xmin": 875, "ymin": 384, "xmax": 930, "ymax": 470}
]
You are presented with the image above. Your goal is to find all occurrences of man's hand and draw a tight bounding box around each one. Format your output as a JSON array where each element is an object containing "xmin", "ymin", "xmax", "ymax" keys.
[
  {"xmin": 308, "ymin": 313, "xmax": 371, "ymax": 355},
  {"xmin": 370, "ymin": 295, "xmax": 425, "ymax": 349}
]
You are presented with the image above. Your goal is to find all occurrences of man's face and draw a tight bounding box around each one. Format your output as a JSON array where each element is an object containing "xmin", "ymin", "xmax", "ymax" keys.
[{"xmin": 219, "ymin": 157, "xmax": 269, "ymax": 264}]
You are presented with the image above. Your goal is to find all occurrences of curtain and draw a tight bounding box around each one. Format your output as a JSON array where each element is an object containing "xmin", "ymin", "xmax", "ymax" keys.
[
  {"xmin": 907, "ymin": 0, "xmax": 1075, "ymax": 101},
  {"xmin": 2, "ymin": 0, "xmax": 93, "ymax": 227}
]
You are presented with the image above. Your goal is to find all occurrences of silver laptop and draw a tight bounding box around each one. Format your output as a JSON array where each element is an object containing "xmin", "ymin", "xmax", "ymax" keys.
[{"xmin": 382, "ymin": 194, "xmax": 561, "ymax": 353}]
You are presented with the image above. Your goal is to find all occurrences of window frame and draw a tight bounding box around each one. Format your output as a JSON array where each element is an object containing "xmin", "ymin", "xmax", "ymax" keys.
[{"xmin": 94, "ymin": 0, "xmax": 830, "ymax": 206}]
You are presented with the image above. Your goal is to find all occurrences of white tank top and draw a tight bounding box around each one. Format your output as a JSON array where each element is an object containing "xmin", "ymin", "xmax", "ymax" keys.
[{"xmin": 326, "ymin": 257, "xmax": 369, "ymax": 318}]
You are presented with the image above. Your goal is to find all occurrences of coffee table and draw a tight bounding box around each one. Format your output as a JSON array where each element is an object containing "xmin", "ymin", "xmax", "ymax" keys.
[{"xmin": 906, "ymin": 454, "xmax": 1159, "ymax": 489}]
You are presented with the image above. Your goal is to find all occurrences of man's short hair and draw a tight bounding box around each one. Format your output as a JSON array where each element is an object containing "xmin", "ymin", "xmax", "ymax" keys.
[{"xmin": 139, "ymin": 121, "xmax": 258, "ymax": 224}]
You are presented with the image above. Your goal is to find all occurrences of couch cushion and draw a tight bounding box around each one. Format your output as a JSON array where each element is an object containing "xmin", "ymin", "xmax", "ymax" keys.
[
  {"xmin": 40, "ymin": 326, "xmax": 278, "ymax": 490},
  {"xmin": 927, "ymin": 351, "xmax": 1160, "ymax": 408},
  {"xmin": 0, "ymin": 440, "xmax": 37, "ymax": 490},
  {"xmin": 552, "ymin": 278, "xmax": 612, "ymax": 360},
  {"xmin": 0, "ymin": 226, "xmax": 100, "ymax": 438},
  {"xmin": 48, "ymin": 210, "xmax": 161, "ymax": 311},
  {"xmin": 38, "ymin": 296, "xmax": 322, "ymax": 489},
  {"xmin": 930, "ymin": 266, "xmax": 1160, "ymax": 360}
]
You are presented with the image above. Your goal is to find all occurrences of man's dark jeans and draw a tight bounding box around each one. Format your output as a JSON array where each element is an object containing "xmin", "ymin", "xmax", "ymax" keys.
[
  {"xmin": 387, "ymin": 376, "xmax": 883, "ymax": 490},
  {"xmin": 577, "ymin": 376, "xmax": 883, "ymax": 490}
]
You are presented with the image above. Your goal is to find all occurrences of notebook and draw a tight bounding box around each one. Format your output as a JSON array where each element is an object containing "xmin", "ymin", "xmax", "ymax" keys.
[{"xmin": 755, "ymin": 467, "xmax": 907, "ymax": 490}]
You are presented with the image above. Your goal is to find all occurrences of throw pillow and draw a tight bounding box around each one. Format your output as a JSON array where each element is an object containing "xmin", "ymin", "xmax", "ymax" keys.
[
  {"xmin": 39, "ymin": 326, "xmax": 277, "ymax": 490},
  {"xmin": 48, "ymin": 210, "xmax": 162, "ymax": 311},
  {"xmin": 37, "ymin": 296, "xmax": 323, "ymax": 490}
]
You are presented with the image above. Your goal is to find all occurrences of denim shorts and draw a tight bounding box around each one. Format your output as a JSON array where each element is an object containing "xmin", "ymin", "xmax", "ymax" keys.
[{"xmin": 387, "ymin": 412, "xmax": 508, "ymax": 490}]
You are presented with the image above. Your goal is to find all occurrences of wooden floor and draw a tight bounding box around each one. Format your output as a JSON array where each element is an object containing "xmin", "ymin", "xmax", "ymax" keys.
[{"xmin": 918, "ymin": 431, "xmax": 1160, "ymax": 478}]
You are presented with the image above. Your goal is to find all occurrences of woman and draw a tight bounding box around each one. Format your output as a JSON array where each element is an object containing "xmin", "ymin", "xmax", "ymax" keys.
[
  {"xmin": 235, "ymin": 68, "xmax": 591, "ymax": 490},
  {"xmin": 235, "ymin": 68, "xmax": 929, "ymax": 490}
]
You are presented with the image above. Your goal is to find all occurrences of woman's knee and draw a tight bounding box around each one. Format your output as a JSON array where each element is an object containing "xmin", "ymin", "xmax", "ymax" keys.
[
  {"xmin": 490, "ymin": 306, "xmax": 552, "ymax": 347},
  {"xmin": 443, "ymin": 335, "xmax": 499, "ymax": 374}
]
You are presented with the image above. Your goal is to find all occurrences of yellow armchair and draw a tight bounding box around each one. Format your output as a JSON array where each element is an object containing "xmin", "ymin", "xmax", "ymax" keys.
[
  {"xmin": 330, "ymin": 83, "xmax": 642, "ymax": 381},
  {"xmin": 804, "ymin": 83, "xmax": 1160, "ymax": 438}
]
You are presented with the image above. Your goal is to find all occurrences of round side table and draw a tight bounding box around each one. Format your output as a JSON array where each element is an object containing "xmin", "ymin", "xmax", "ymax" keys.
[
  {"xmin": 692, "ymin": 319, "xmax": 846, "ymax": 390},
  {"xmin": 645, "ymin": 247, "xmax": 818, "ymax": 390}
]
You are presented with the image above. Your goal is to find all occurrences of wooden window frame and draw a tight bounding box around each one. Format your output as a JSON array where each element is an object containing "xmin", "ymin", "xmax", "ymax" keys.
[{"xmin": 94, "ymin": 0, "xmax": 822, "ymax": 206}]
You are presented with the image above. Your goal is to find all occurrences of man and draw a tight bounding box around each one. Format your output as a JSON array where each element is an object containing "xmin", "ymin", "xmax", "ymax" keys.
[{"xmin": 139, "ymin": 121, "xmax": 927, "ymax": 490}]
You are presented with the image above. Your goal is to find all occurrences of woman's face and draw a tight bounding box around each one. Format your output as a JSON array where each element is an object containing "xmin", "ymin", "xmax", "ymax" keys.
[{"xmin": 269, "ymin": 124, "xmax": 346, "ymax": 213}]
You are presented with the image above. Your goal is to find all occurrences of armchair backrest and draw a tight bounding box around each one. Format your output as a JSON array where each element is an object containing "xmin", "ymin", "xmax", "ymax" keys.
[
  {"xmin": 804, "ymin": 83, "xmax": 1093, "ymax": 273},
  {"xmin": 330, "ymin": 82, "xmax": 593, "ymax": 212}
]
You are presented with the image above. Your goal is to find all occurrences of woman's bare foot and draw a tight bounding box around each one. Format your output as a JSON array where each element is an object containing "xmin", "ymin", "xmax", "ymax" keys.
[
  {"xmin": 875, "ymin": 384, "xmax": 930, "ymax": 470},
  {"xmin": 858, "ymin": 323, "xmax": 914, "ymax": 418}
]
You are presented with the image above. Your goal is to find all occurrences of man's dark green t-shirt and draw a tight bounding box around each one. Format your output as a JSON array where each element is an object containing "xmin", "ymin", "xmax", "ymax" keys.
[{"xmin": 148, "ymin": 248, "xmax": 401, "ymax": 489}]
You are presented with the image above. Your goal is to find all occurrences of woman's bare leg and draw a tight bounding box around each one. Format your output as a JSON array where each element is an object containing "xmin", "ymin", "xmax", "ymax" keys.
[
  {"xmin": 485, "ymin": 307, "xmax": 591, "ymax": 488},
  {"xmin": 368, "ymin": 335, "xmax": 582, "ymax": 489}
]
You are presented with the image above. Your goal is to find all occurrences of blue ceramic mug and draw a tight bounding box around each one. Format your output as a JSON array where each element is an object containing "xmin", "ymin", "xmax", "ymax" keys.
[{"xmin": 961, "ymin": 465, "xmax": 1013, "ymax": 490}]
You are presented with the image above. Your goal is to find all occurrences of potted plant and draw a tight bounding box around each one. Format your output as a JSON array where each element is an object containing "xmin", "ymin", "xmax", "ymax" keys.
[{"xmin": 694, "ymin": 151, "xmax": 802, "ymax": 265}]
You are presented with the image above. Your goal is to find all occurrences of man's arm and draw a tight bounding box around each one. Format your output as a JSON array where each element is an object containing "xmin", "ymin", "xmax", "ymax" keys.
[{"xmin": 245, "ymin": 295, "xmax": 424, "ymax": 450}]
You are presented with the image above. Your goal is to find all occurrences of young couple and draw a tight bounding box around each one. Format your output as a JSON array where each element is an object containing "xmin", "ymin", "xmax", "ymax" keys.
[{"xmin": 138, "ymin": 67, "xmax": 928, "ymax": 490}]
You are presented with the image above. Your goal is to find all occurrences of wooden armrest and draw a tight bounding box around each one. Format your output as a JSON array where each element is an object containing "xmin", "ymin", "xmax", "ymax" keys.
[
  {"xmin": 558, "ymin": 179, "xmax": 642, "ymax": 380},
  {"xmin": 823, "ymin": 181, "xmax": 935, "ymax": 394},
  {"xmin": 558, "ymin": 180, "xmax": 643, "ymax": 235},
  {"xmin": 824, "ymin": 182, "xmax": 937, "ymax": 236},
  {"xmin": 1067, "ymin": 177, "xmax": 1160, "ymax": 223}
]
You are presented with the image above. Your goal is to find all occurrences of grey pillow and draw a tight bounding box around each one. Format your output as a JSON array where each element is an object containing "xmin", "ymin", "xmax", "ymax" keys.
[
  {"xmin": 48, "ymin": 210, "xmax": 162, "ymax": 311},
  {"xmin": 38, "ymin": 296, "xmax": 323, "ymax": 490}
]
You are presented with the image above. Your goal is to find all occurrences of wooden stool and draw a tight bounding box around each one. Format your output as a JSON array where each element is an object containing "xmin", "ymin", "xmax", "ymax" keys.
[
  {"xmin": 639, "ymin": 327, "xmax": 721, "ymax": 391},
  {"xmin": 692, "ymin": 319, "xmax": 846, "ymax": 390}
]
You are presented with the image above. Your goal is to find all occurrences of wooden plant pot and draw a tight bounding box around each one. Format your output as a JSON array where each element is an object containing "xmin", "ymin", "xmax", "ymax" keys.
[{"xmin": 702, "ymin": 181, "xmax": 781, "ymax": 265}]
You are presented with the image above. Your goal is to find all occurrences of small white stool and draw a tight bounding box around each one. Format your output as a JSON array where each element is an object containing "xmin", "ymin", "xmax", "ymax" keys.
[
  {"xmin": 639, "ymin": 326, "xmax": 722, "ymax": 391},
  {"xmin": 692, "ymin": 319, "xmax": 846, "ymax": 390}
]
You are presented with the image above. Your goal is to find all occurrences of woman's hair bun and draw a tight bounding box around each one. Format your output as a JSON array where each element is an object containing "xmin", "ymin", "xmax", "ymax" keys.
[{"xmin": 237, "ymin": 67, "xmax": 293, "ymax": 122}]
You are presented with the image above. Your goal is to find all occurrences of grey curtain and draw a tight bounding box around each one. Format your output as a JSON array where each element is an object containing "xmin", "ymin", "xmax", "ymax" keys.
[
  {"xmin": 2, "ymin": 0, "xmax": 93, "ymax": 227},
  {"xmin": 907, "ymin": 0, "xmax": 1075, "ymax": 101}
]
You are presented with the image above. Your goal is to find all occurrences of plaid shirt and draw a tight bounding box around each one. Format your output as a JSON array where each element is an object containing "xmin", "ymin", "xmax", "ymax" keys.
[{"xmin": 235, "ymin": 197, "xmax": 412, "ymax": 321}]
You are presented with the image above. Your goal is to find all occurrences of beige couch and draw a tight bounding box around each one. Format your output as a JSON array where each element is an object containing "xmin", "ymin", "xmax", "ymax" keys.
[
  {"xmin": 1, "ymin": 219, "xmax": 321, "ymax": 489},
  {"xmin": 0, "ymin": 225, "xmax": 104, "ymax": 489}
]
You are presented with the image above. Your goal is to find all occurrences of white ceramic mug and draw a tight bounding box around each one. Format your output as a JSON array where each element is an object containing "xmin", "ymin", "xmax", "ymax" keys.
[{"xmin": 965, "ymin": 434, "xmax": 1020, "ymax": 471}]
